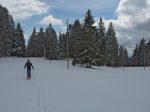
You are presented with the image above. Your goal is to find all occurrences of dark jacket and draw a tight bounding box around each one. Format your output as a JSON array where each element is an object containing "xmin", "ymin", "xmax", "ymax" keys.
[{"xmin": 24, "ymin": 61, "xmax": 34, "ymax": 71}]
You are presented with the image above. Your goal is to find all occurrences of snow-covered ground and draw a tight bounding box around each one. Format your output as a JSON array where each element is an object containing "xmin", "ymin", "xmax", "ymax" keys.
[{"xmin": 0, "ymin": 57, "xmax": 150, "ymax": 112}]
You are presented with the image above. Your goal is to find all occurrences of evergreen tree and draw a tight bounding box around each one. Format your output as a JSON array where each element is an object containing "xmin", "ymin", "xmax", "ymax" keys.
[
  {"xmin": 51, "ymin": 27, "xmax": 59, "ymax": 59},
  {"xmin": 9, "ymin": 16, "xmax": 16, "ymax": 56},
  {"xmin": 0, "ymin": 5, "xmax": 3, "ymax": 56},
  {"xmin": 123, "ymin": 48, "xmax": 129, "ymax": 66},
  {"xmin": 138, "ymin": 38, "xmax": 145, "ymax": 66},
  {"xmin": 131, "ymin": 44, "xmax": 139, "ymax": 66},
  {"xmin": 45, "ymin": 24, "xmax": 58, "ymax": 60},
  {"xmin": 0, "ymin": 6, "xmax": 9, "ymax": 56},
  {"xmin": 58, "ymin": 32, "xmax": 67, "ymax": 59},
  {"xmin": 74, "ymin": 9, "xmax": 96, "ymax": 68},
  {"xmin": 105, "ymin": 22, "xmax": 118, "ymax": 66},
  {"xmin": 131, "ymin": 39, "xmax": 150, "ymax": 67},
  {"xmin": 145, "ymin": 39, "xmax": 150, "ymax": 66},
  {"xmin": 118, "ymin": 45, "xmax": 124, "ymax": 67},
  {"xmin": 27, "ymin": 28, "xmax": 38, "ymax": 57},
  {"xmin": 69, "ymin": 19, "xmax": 82, "ymax": 58},
  {"xmin": 58, "ymin": 32, "xmax": 63, "ymax": 59},
  {"xmin": 0, "ymin": 5, "xmax": 13, "ymax": 56},
  {"xmin": 119, "ymin": 46, "xmax": 129, "ymax": 67},
  {"xmin": 0, "ymin": 5, "xmax": 26, "ymax": 57},
  {"xmin": 15, "ymin": 23, "xmax": 26, "ymax": 57},
  {"xmin": 93, "ymin": 17, "xmax": 106, "ymax": 66},
  {"xmin": 37, "ymin": 27, "xmax": 45, "ymax": 57}
]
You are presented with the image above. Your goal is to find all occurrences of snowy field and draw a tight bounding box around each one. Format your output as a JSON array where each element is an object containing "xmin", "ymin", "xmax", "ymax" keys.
[{"xmin": 0, "ymin": 57, "xmax": 150, "ymax": 112}]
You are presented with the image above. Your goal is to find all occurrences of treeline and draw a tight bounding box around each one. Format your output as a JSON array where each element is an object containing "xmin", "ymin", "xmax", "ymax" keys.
[
  {"xmin": 27, "ymin": 24, "xmax": 58, "ymax": 59},
  {"xmin": 1, "ymin": 5, "xmax": 149, "ymax": 67},
  {"xmin": 27, "ymin": 9, "xmax": 120, "ymax": 67},
  {"xmin": 130, "ymin": 38, "xmax": 150, "ymax": 66}
]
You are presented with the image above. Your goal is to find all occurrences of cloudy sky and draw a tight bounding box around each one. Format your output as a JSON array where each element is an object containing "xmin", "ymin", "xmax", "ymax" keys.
[{"xmin": 1, "ymin": 0, "xmax": 150, "ymax": 55}]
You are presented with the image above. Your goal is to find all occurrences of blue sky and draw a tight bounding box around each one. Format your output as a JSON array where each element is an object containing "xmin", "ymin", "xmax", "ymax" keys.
[
  {"xmin": 21, "ymin": 0, "xmax": 120, "ymax": 36},
  {"xmin": 0, "ymin": 0, "xmax": 120, "ymax": 37},
  {"xmin": 1, "ymin": 0, "xmax": 150, "ymax": 55}
]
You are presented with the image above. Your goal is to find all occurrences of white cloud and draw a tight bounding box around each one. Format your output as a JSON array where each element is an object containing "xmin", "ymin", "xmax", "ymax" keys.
[
  {"xmin": 94, "ymin": 0, "xmax": 150, "ymax": 55},
  {"xmin": 115, "ymin": 0, "xmax": 150, "ymax": 28},
  {"xmin": 40, "ymin": 15, "xmax": 63, "ymax": 25},
  {"xmin": 0, "ymin": 0, "xmax": 50, "ymax": 20}
]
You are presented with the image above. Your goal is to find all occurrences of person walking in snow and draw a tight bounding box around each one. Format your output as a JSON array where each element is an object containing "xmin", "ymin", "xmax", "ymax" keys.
[{"xmin": 24, "ymin": 59, "xmax": 34, "ymax": 80}]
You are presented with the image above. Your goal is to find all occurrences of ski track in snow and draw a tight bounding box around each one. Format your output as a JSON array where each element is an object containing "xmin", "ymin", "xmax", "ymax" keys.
[{"xmin": 31, "ymin": 80, "xmax": 47, "ymax": 112}]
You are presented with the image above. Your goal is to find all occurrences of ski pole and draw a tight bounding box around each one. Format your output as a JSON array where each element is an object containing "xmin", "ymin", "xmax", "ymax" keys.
[
  {"xmin": 23, "ymin": 68, "xmax": 25, "ymax": 79},
  {"xmin": 33, "ymin": 68, "xmax": 35, "ymax": 80}
]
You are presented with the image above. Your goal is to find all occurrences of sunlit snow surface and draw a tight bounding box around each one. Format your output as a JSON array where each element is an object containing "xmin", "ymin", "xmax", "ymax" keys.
[{"xmin": 0, "ymin": 57, "xmax": 150, "ymax": 112}]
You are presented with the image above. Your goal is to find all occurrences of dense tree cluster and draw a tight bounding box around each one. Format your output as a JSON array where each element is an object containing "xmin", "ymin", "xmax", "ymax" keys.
[
  {"xmin": 0, "ymin": 5, "xmax": 26, "ymax": 57},
  {"xmin": 26, "ymin": 9, "xmax": 122, "ymax": 67},
  {"xmin": 118, "ymin": 45, "xmax": 129, "ymax": 67},
  {"xmin": 4, "ymin": 5, "xmax": 150, "ymax": 68},
  {"xmin": 27, "ymin": 24, "xmax": 58, "ymax": 60},
  {"xmin": 71, "ymin": 10, "xmax": 119, "ymax": 67},
  {"xmin": 130, "ymin": 38, "xmax": 150, "ymax": 66}
]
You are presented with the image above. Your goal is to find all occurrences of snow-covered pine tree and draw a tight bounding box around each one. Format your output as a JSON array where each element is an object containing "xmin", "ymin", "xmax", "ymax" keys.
[
  {"xmin": 9, "ymin": 15, "xmax": 16, "ymax": 56},
  {"xmin": 74, "ymin": 9, "xmax": 96, "ymax": 68},
  {"xmin": 118, "ymin": 45, "xmax": 124, "ymax": 67},
  {"xmin": 58, "ymin": 32, "xmax": 62, "ymax": 59},
  {"xmin": 45, "ymin": 24, "xmax": 58, "ymax": 60},
  {"xmin": 131, "ymin": 39, "xmax": 150, "ymax": 67},
  {"xmin": 119, "ymin": 45, "xmax": 129, "ymax": 67},
  {"xmin": 93, "ymin": 17, "xmax": 106, "ymax": 66},
  {"xmin": 0, "ymin": 5, "xmax": 13, "ymax": 56},
  {"xmin": 138, "ymin": 38, "xmax": 145, "ymax": 66},
  {"xmin": 145, "ymin": 39, "xmax": 150, "ymax": 66},
  {"xmin": 51, "ymin": 26, "xmax": 59, "ymax": 59},
  {"xmin": 37, "ymin": 27, "xmax": 45, "ymax": 57},
  {"xmin": 105, "ymin": 22, "xmax": 118, "ymax": 66},
  {"xmin": 0, "ymin": 5, "xmax": 3, "ymax": 56},
  {"xmin": 131, "ymin": 44, "xmax": 139, "ymax": 66},
  {"xmin": 0, "ymin": 5, "xmax": 7, "ymax": 56},
  {"xmin": 27, "ymin": 28, "xmax": 38, "ymax": 57},
  {"xmin": 15, "ymin": 23, "xmax": 26, "ymax": 57},
  {"xmin": 3, "ymin": 8, "xmax": 12, "ymax": 56},
  {"xmin": 58, "ymin": 32, "xmax": 67, "ymax": 59},
  {"xmin": 123, "ymin": 48, "xmax": 129, "ymax": 66},
  {"xmin": 63, "ymin": 33, "xmax": 67, "ymax": 58},
  {"xmin": 69, "ymin": 19, "xmax": 82, "ymax": 58}
]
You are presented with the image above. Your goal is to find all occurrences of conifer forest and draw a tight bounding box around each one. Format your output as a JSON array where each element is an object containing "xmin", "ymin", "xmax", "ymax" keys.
[{"xmin": 0, "ymin": 4, "xmax": 149, "ymax": 68}]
